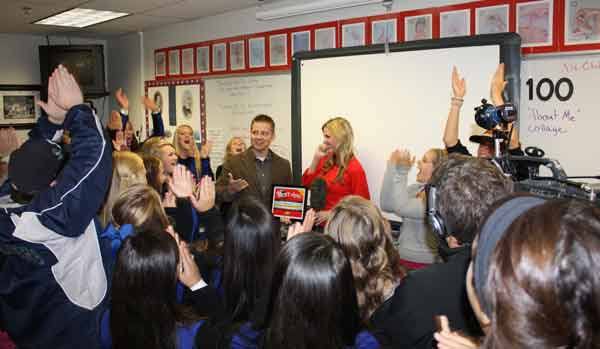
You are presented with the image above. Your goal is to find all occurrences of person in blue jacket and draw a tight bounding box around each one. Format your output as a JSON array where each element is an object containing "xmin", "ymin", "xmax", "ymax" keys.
[
  {"xmin": 228, "ymin": 233, "xmax": 381, "ymax": 349},
  {"xmin": 0, "ymin": 65, "xmax": 112, "ymax": 348}
]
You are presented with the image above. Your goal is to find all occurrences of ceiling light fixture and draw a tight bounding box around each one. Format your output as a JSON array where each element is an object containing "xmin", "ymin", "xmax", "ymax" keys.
[{"xmin": 34, "ymin": 8, "xmax": 128, "ymax": 28}]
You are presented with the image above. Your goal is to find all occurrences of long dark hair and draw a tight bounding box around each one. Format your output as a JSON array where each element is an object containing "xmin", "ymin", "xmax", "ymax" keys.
[
  {"xmin": 110, "ymin": 232, "xmax": 197, "ymax": 349},
  {"xmin": 482, "ymin": 199, "xmax": 600, "ymax": 349},
  {"xmin": 262, "ymin": 234, "xmax": 363, "ymax": 349},
  {"xmin": 222, "ymin": 197, "xmax": 280, "ymax": 324}
]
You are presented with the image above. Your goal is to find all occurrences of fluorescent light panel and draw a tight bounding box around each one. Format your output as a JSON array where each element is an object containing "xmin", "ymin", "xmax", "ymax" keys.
[{"xmin": 35, "ymin": 8, "xmax": 128, "ymax": 28}]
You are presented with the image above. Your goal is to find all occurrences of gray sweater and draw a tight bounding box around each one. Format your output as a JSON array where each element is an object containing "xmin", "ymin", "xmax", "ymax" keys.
[{"xmin": 380, "ymin": 163, "xmax": 439, "ymax": 264}]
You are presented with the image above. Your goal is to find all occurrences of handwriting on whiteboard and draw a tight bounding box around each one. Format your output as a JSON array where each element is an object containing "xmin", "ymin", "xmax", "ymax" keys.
[{"xmin": 526, "ymin": 107, "xmax": 577, "ymax": 136}]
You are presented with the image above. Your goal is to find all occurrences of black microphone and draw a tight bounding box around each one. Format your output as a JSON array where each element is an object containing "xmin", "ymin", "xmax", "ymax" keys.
[{"xmin": 309, "ymin": 178, "xmax": 327, "ymax": 210}]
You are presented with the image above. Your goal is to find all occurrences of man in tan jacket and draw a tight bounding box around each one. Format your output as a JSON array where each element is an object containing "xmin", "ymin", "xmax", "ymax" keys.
[{"xmin": 216, "ymin": 114, "xmax": 292, "ymax": 210}]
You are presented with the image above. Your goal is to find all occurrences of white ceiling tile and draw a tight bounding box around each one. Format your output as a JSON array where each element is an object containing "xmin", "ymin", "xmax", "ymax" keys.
[
  {"xmin": 81, "ymin": 0, "xmax": 182, "ymax": 13},
  {"xmin": 142, "ymin": 0, "xmax": 257, "ymax": 20}
]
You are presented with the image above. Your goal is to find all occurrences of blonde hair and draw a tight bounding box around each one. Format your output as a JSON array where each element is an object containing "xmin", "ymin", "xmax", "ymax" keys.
[
  {"xmin": 112, "ymin": 184, "xmax": 170, "ymax": 233},
  {"xmin": 325, "ymin": 195, "xmax": 405, "ymax": 322},
  {"xmin": 224, "ymin": 136, "xmax": 245, "ymax": 163},
  {"xmin": 173, "ymin": 124, "xmax": 201, "ymax": 176},
  {"xmin": 428, "ymin": 148, "xmax": 448, "ymax": 169},
  {"xmin": 322, "ymin": 117, "xmax": 354, "ymax": 181},
  {"xmin": 101, "ymin": 151, "xmax": 147, "ymax": 227},
  {"xmin": 138, "ymin": 136, "xmax": 167, "ymax": 157}
]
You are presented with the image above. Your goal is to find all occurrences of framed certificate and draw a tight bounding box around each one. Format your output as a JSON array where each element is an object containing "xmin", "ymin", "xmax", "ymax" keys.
[{"xmin": 271, "ymin": 185, "xmax": 308, "ymax": 220}]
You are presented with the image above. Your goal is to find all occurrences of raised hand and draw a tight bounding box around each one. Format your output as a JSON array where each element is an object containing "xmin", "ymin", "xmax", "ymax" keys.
[
  {"xmin": 286, "ymin": 209, "xmax": 316, "ymax": 241},
  {"xmin": 227, "ymin": 172, "xmax": 249, "ymax": 194},
  {"xmin": 142, "ymin": 95, "xmax": 160, "ymax": 113},
  {"xmin": 38, "ymin": 72, "xmax": 68, "ymax": 125},
  {"xmin": 168, "ymin": 164, "xmax": 195, "ymax": 199},
  {"xmin": 115, "ymin": 88, "xmax": 129, "ymax": 110},
  {"xmin": 389, "ymin": 149, "xmax": 415, "ymax": 168},
  {"xmin": 490, "ymin": 63, "xmax": 507, "ymax": 105},
  {"xmin": 107, "ymin": 110, "xmax": 123, "ymax": 131},
  {"xmin": 0, "ymin": 128, "xmax": 20, "ymax": 157},
  {"xmin": 452, "ymin": 66, "xmax": 466, "ymax": 99},
  {"xmin": 200, "ymin": 141, "xmax": 213, "ymax": 159},
  {"xmin": 50, "ymin": 65, "xmax": 83, "ymax": 112},
  {"xmin": 191, "ymin": 176, "xmax": 215, "ymax": 213},
  {"xmin": 112, "ymin": 130, "xmax": 126, "ymax": 151}
]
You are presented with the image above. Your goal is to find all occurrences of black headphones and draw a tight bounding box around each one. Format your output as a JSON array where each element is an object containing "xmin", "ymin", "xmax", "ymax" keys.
[{"xmin": 425, "ymin": 184, "xmax": 447, "ymax": 239}]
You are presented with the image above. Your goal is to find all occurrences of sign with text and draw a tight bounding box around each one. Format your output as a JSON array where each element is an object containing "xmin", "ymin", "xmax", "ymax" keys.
[{"xmin": 271, "ymin": 185, "xmax": 307, "ymax": 220}]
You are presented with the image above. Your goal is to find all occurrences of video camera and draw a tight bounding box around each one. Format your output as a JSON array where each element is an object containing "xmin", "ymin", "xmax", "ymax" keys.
[{"xmin": 472, "ymin": 99, "xmax": 600, "ymax": 206}]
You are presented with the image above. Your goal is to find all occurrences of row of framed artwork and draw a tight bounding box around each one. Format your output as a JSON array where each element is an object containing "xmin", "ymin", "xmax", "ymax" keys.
[{"xmin": 155, "ymin": 0, "xmax": 600, "ymax": 79}]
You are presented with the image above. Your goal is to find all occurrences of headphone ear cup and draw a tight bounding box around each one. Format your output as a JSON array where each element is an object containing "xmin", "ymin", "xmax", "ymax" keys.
[{"xmin": 426, "ymin": 185, "xmax": 447, "ymax": 238}]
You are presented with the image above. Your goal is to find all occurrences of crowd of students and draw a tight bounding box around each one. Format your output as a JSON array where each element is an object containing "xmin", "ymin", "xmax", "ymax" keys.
[{"xmin": 0, "ymin": 63, "xmax": 598, "ymax": 349}]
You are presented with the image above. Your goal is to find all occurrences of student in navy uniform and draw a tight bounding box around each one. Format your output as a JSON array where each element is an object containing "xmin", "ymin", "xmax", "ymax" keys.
[
  {"xmin": 242, "ymin": 233, "xmax": 381, "ymax": 349},
  {"xmin": 0, "ymin": 65, "xmax": 112, "ymax": 348}
]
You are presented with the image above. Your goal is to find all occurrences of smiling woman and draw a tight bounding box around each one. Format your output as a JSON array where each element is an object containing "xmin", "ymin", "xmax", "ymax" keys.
[
  {"xmin": 379, "ymin": 147, "xmax": 447, "ymax": 269},
  {"xmin": 301, "ymin": 117, "xmax": 370, "ymax": 225}
]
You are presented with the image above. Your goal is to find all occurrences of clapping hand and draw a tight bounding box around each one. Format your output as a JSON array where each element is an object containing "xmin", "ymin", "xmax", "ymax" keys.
[
  {"xmin": 389, "ymin": 149, "xmax": 415, "ymax": 168},
  {"xmin": 227, "ymin": 172, "xmax": 249, "ymax": 194},
  {"xmin": 112, "ymin": 130, "xmax": 126, "ymax": 151},
  {"xmin": 169, "ymin": 165, "xmax": 195, "ymax": 199},
  {"xmin": 200, "ymin": 141, "xmax": 213, "ymax": 159},
  {"xmin": 191, "ymin": 176, "xmax": 215, "ymax": 213}
]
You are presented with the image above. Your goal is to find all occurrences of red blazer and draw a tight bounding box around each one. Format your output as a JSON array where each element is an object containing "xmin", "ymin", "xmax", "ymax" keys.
[{"xmin": 302, "ymin": 155, "xmax": 370, "ymax": 211}]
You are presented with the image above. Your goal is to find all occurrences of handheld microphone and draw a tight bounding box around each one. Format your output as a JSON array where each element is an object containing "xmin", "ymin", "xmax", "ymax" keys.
[{"xmin": 309, "ymin": 178, "xmax": 327, "ymax": 210}]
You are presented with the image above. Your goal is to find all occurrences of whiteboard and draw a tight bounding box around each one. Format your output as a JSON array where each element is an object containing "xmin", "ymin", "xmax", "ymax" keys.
[
  {"xmin": 204, "ymin": 74, "xmax": 292, "ymax": 174},
  {"xmin": 295, "ymin": 35, "xmax": 521, "ymax": 217},
  {"xmin": 521, "ymin": 54, "xmax": 600, "ymax": 180}
]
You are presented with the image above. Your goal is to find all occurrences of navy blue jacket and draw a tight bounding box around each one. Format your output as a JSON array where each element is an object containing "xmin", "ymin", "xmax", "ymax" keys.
[{"xmin": 0, "ymin": 105, "xmax": 112, "ymax": 348}]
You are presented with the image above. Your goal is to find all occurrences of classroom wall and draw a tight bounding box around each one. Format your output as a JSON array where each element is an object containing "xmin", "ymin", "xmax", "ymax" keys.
[
  {"xmin": 107, "ymin": 32, "xmax": 144, "ymax": 131},
  {"xmin": 0, "ymin": 33, "xmax": 107, "ymax": 86},
  {"xmin": 131, "ymin": 0, "xmax": 475, "ymax": 130}
]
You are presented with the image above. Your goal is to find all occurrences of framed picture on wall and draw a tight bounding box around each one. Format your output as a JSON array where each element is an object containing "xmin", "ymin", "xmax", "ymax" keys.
[
  {"xmin": 181, "ymin": 48, "xmax": 194, "ymax": 74},
  {"xmin": 292, "ymin": 31, "xmax": 310, "ymax": 56},
  {"xmin": 0, "ymin": 86, "xmax": 41, "ymax": 127},
  {"xmin": 342, "ymin": 22, "xmax": 365, "ymax": 47},
  {"xmin": 565, "ymin": 0, "xmax": 600, "ymax": 45},
  {"xmin": 517, "ymin": 0, "xmax": 553, "ymax": 47},
  {"xmin": 230, "ymin": 40, "xmax": 245, "ymax": 70},
  {"xmin": 196, "ymin": 46, "xmax": 210, "ymax": 73},
  {"xmin": 269, "ymin": 34, "xmax": 287, "ymax": 66},
  {"xmin": 155, "ymin": 51, "xmax": 166, "ymax": 77},
  {"xmin": 315, "ymin": 27, "xmax": 336, "ymax": 50},
  {"xmin": 372, "ymin": 19, "xmax": 397, "ymax": 44},
  {"xmin": 405, "ymin": 14, "xmax": 432, "ymax": 41},
  {"xmin": 476, "ymin": 5, "xmax": 509, "ymax": 35},
  {"xmin": 168, "ymin": 49, "xmax": 180, "ymax": 75},
  {"xmin": 440, "ymin": 9, "xmax": 470, "ymax": 38},
  {"xmin": 213, "ymin": 43, "xmax": 226, "ymax": 71},
  {"xmin": 249, "ymin": 37, "xmax": 266, "ymax": 68}
]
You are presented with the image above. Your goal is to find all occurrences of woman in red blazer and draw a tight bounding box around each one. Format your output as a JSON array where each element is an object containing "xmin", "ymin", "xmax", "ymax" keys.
[{"xmin": 302, "ymin": 117, "xmax": 370, "ymax": 225}]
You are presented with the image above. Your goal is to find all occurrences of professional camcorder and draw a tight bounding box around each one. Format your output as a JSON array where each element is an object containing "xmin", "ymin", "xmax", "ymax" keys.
[{"xmin": 471, "ymin": 99, "xmax": 600, "ymax": 206}]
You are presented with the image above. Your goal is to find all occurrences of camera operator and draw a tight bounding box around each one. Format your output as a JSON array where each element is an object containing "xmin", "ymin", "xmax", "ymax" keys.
[{"xmin": 443, "ymin": 64, "xmax": 524, "ymax": 160}]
